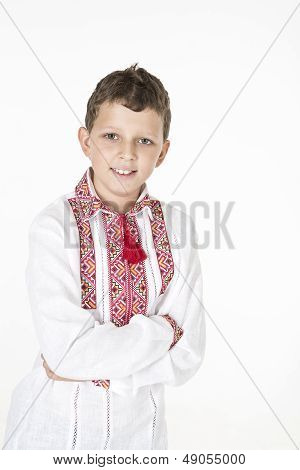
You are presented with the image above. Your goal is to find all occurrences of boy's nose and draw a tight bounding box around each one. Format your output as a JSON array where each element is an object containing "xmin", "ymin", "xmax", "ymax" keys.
[
  {"xmin": 119, "ymin": 142, "xmax": 137, "ymax": 160},
  {"xmin": 120, "ymin": 153, "xmax": 136, "ymax": 161}
]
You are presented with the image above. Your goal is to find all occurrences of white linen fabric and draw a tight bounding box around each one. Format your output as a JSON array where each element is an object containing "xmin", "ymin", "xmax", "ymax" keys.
[{"xmin": 2, "ymin": 167, "xmax": 206, "ymax": 450}]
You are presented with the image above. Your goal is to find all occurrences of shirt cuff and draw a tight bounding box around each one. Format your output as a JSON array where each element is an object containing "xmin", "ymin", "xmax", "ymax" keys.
[{"xmin": 161, "ymin": 314, "xmax": 184, "ymax": 350}]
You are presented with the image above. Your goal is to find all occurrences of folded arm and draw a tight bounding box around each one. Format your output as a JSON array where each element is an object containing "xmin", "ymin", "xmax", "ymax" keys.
[
  {"xmin": 26, "ymin": 199, "xmax": 179, "ymax": 382},
  {"xmin": 109, "ymin": 208, "xmax": 206, "ymax": 395}
]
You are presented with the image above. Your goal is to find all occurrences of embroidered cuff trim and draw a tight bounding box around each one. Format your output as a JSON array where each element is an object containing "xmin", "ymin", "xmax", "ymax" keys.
[
  {"xmin": 92, "ymin": 379, "xmax": 110, "ymax": 390},
  {"xmin": 161, "ymin": 314, "xmax": 184, "ymax": 350}
]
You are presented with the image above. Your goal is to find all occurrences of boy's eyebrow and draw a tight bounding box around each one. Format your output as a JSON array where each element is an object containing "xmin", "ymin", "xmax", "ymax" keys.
[{"xmin": 99, "ymin": 126, "xmax": 158, "ymax": 138}]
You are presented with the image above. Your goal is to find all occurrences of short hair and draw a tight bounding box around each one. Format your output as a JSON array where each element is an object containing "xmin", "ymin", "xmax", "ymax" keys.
[{"xmin": 84, "ymin": 63, "xmax": 171, "ymax": 141}]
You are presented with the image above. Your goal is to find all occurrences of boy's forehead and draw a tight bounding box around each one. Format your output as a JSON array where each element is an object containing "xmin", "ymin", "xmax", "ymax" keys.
[{"xmin": 93, "ymin": 101, "xmax": 163, "ymax": 136}]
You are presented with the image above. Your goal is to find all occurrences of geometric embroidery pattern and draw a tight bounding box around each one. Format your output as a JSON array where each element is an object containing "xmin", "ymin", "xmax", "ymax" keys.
[
  {"xmin": 102, "ymin": 211, "xmax": 148, "ymax": 327},
  {"xmin": 68, "ymin": 198, "xmax": 97, "ymax": 309},
  {"xmin": 148, "ymin": 200, "xmax": 174, "ymax": 296},
  {"xmin": 67, "ymin": 167, "xmax": 176, "ymax": 389},
  {"xmin": 161, "ymin": 313, "xmax": 184, "ymax": 350}
]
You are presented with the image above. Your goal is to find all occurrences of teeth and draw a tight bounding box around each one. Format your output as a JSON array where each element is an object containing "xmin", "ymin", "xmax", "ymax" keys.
[{"xmin": 112, "ymin": 168, "xmax": 134, "ymax": 175}]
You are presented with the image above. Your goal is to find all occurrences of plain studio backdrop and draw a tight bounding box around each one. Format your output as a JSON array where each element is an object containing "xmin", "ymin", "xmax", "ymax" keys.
[{"xmin": 0, "ymin": 0, "xmax": 299, "ymax": 450}]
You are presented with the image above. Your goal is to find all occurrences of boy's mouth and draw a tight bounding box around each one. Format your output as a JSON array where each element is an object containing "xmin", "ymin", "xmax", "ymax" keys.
[{"xmin": 111, "ymin": 168, "xmax": 137, "ymax": 177}]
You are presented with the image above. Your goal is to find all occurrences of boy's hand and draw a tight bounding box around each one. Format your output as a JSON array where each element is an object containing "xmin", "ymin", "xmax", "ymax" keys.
[{"xmin": 41, "ymin": 354, "xmax": 86, "ymax": 382}]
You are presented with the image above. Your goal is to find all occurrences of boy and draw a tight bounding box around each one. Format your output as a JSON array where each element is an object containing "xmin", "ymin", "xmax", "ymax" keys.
[{"xmin": 3, "ymin": 63, "xmax": 206, "ymax": 450}]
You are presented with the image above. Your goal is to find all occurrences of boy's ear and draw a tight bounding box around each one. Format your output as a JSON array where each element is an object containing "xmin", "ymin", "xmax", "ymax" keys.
[
  {"xmin": 156, "ymin": 139, "xmax": 170, "ymax": 167},
  {"xmin": 78, "ymin": 126, "xmax": 91, "ymax": 158}
]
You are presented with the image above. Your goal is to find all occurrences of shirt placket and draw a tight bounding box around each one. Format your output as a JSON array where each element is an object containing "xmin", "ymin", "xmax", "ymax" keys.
[{"xmin": 119, "ymin": 213, "xmax": 133, "ymax": 325}]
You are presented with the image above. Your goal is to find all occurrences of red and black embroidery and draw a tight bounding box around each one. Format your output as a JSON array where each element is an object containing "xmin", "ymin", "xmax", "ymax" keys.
[
  {"xmin": 68, "ymin": 198, "xmax": 98, "ymax": 309},
  {"xmin": 102, "ymin": 211, "xmax": 149, "ymax": 327},
  {"xmin": 161, "ymin": 314, "xmax": 184, "ymax": 350},
  {"xmin": 148, "ymin": 200, "xmax": 174, "ymax": 296},
  {"xmin": 67, "ymin": 167, "xmax": 177, "ymax": 389},
  {"xmin": 92, "ymin": 379, "xmax": 110, "ymax": 390}
]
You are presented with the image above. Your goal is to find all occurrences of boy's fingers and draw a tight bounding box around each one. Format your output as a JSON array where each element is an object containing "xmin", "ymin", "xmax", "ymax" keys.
[
  {"xmin": 41, "ymin": 353, "xmax": 75, "ymax": 381},
  {"xmin": 41, "ymin": 357, "xmax": 56, "ymax": 378}
]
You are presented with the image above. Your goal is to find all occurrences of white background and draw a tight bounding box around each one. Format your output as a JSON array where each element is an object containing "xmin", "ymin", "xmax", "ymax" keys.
[{"xmin": 0, "ymin": 0, "xmax": 299, "ymax": 450}]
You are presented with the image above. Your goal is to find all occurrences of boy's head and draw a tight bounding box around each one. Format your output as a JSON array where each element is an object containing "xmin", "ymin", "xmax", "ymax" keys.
[{"xmin": 78, "ymin": 63, "xmax": 171, "ymax": 212}]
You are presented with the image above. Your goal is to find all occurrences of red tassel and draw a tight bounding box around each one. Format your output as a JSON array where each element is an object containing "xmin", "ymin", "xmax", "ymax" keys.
[
  {"xmin": 123, "ymin": 244, "xmax": 147, "ymax": 264},
  {"xmin": 121, "ymin": 214, "xmax": 147, "ymax": 264}
]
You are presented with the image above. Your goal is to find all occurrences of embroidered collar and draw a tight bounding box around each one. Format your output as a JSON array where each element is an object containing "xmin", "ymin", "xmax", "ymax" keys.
[{"xmin": 75, "ymin": 166, "xmax": 154, "ymax": 221}]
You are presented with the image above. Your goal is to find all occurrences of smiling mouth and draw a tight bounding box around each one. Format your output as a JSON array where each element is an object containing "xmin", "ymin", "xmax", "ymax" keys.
[{"xmin": 110, "ymin": 168, "xmax": 137, "ymax": 176}]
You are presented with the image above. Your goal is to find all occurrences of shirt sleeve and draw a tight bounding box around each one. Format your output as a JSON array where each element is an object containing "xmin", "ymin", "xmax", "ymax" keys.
[
  {"xmin": 25, "ymin": 198, "xmax": 176, "ymax": 381},
  {"xmin": 109, "ymin": 208, "xmax": 206, "ymax": 396}
]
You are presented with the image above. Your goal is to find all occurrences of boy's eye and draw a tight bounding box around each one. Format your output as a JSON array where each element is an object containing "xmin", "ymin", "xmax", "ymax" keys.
[
  {"xmin": 104, "ymin": 133, "xmax": 152, "ymax": 145},
  {"xmin": 104, "ymin": 133, "xmax": 118, "ymax": 141},
  {"xmin": 139, "ymin": 138, "xmax": 152, "ymax": 145}
]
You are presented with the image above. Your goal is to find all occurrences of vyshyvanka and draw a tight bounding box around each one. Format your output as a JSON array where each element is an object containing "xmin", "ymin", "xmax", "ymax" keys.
[{"xmin": 3, "ymin": 166, "xmax": 206, "ymax": 450}]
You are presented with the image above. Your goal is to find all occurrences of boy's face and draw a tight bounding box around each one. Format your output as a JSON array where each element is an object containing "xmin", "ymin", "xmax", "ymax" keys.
[{"xmin": 78, "ymin": 100, "xmax": 170, "ymax": 211}]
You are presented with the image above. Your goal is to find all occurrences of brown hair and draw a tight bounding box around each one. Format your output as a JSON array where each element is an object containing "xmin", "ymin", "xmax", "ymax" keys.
[{"xmin": 85, "ymin": 63, "xmax": 171, "ymax": 141}]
